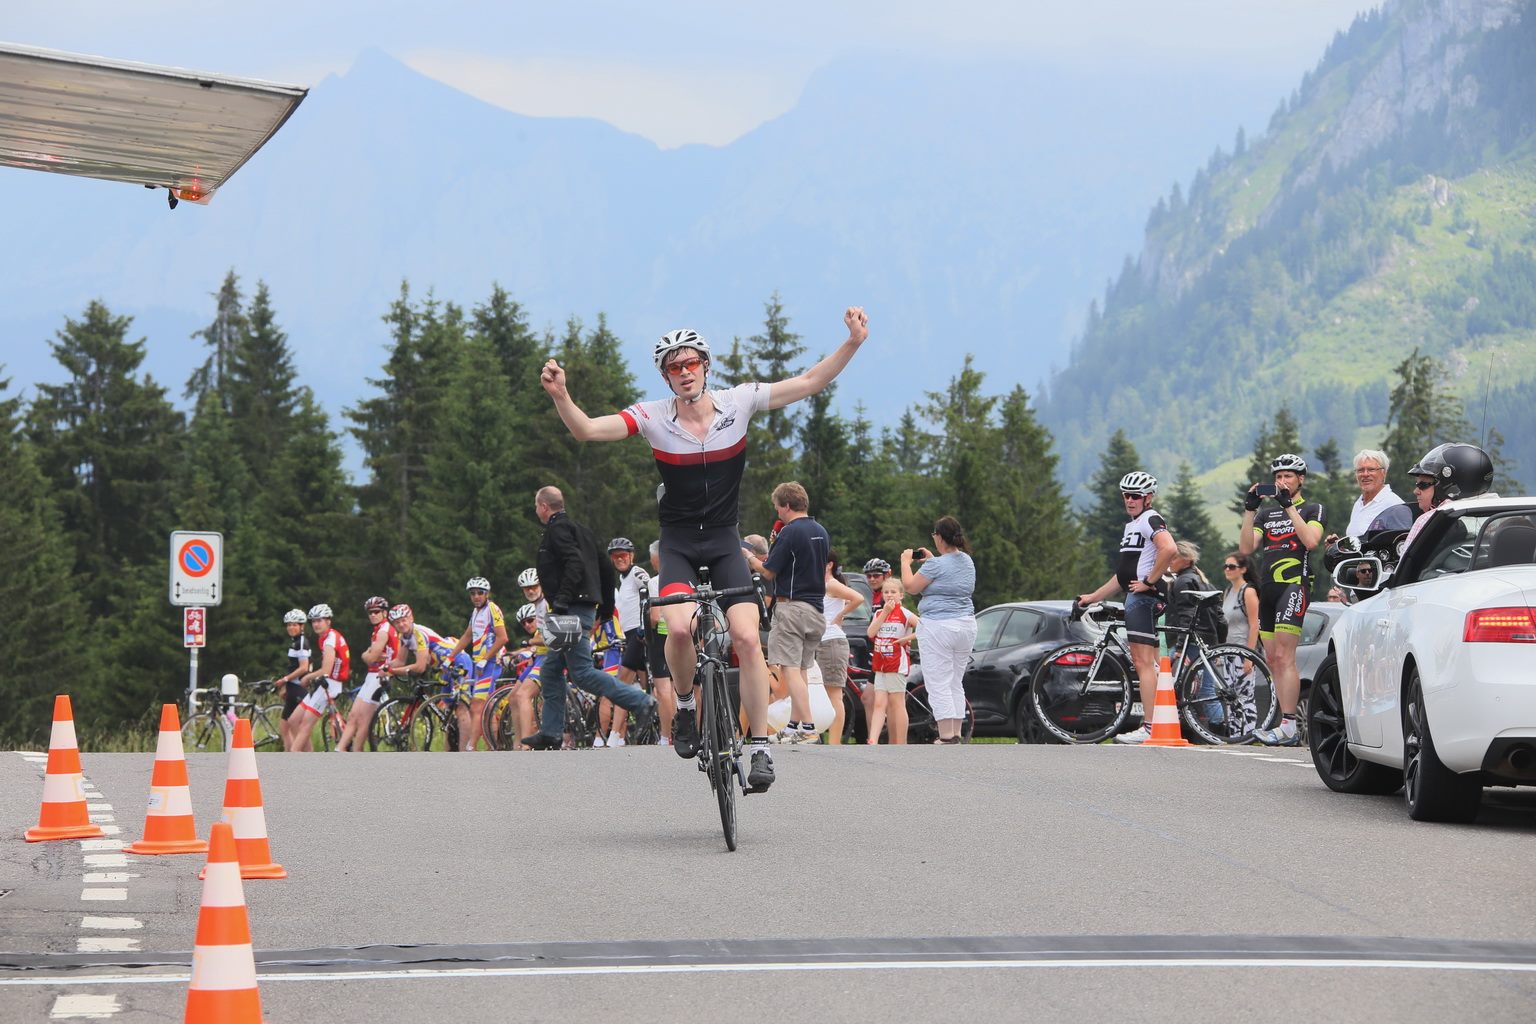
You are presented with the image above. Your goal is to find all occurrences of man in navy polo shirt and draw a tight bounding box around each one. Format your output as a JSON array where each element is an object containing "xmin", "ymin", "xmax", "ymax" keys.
[{"xmin": 746, "ymin": 481, "xmax": 830, "ymax": 743}]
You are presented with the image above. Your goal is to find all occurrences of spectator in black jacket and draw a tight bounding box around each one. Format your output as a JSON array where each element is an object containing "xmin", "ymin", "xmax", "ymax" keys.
[{"xmin": 522, "ymin": 486, "xmax": 657, "ymax": 749}]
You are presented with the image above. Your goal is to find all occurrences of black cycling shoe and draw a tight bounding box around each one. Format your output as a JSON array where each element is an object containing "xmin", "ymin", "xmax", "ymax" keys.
[
  {"xmin": 746, "ymin": 748, "xmax": 775, "ymax": 792},
  {"xmin": 672, "ymin": 707, "xmax": 700, "ymax": 758},
  {"xmin": 520, "ymin": 732, "xmax": 561, "ymax": 750}
]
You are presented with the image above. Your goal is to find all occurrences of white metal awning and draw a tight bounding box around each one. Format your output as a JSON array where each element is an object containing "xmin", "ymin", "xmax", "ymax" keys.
[{"xmin": 0, "ymin": 42, "xmax": 306, "ymax": 203}]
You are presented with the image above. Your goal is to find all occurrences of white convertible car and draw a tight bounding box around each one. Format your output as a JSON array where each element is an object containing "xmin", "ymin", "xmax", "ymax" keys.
[{"xmin": 1308, "ymin": 496, "xmax": 1536, "ymax": 822}]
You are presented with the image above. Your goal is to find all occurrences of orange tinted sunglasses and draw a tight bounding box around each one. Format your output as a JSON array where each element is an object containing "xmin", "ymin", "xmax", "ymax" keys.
[{"xmin": 663, "ymin": 357, "xmax": 705, "ymax": 378}]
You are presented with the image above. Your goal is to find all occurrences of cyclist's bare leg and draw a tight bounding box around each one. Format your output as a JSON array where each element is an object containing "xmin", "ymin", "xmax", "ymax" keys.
[
  {"xmin": 652, "ymin": 673, "xmax": 675, "ymax": 741},
  {"xmin": 725, "ymin": 602, "xmax": 769, "ymax": 735},
  {"xmin": 661, "ymin": 603, "xmax": 699, "ymax": 696},
  {"xmin": 598, "ymin": 697, "xmax": 615, "ymax": 738},
  {"xmin": 886, "ymin": 689, "xmax": 908, "ymax": 744},
  {"xmin": 465, "ymin": 697, "xmax": 487, "ymax": 750},
  {"xmin": 338, "ymin": 700, "xmax": 376, "ymax": 751},
  {"xmin": 291, "ymin": 711, "xmax": 315, "ymax": 752},
  {"xmin": 1130, "ymin": 642, "xmax": 1159, "ymax": 725},
  {"xmin": 511, "ymin": 678, "xmax": 536, "ymax": 749},
  {"xmin": 1265, "ymin": 631, "xmax": 1301, "ymax": 714}
]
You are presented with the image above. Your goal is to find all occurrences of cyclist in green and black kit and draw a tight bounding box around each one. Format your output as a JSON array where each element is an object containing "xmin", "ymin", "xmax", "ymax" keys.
[{"xmin": 1239, "ymin": 453, "xmax": 1327, "ymax": 746}]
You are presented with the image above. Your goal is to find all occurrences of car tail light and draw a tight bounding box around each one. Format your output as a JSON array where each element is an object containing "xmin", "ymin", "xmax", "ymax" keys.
[
  {"xmin": 1463, "ymin": 607, "xmax": 1536, "ymax": 643},
  {"xmin": 1054, "ymin": 651, "xmax": 1096, "ymax": 667}
]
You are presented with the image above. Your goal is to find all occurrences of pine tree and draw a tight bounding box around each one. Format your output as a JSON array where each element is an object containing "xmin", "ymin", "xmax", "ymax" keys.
[
  {"xmin": 186, "ymin": 271, "xmax": 247, "ymax": 406},
  {"xmin": 795, "ymin": 379, "xmax": 854, "ymax": 550},
  {"xmin": 28, "ymin": 301, "xmax": 184, "ymax": 614},
  {"xmin": 1231, "ymin": 407, "xmax": 1303, "ymax": 515},
  {"xmin": 737, "ymin": 294, "xmax": 805, "ymax": 529},
  {"xmin": 0, "ymin": 375, "xmax": 91, "ymax": 745},
  {"xmin": 1082, "ymin": 430, "xmax": 1144, "ymax": 576},
  {"xmin": 1382, "ymin": 348, "xmax": 1469, "ymax": 488},
  {"xmin": 992, "ymin": 386, "xmax": 1092, "ymax": 602},
  {"xmin": 1162, "ymin": 462, "xmax": 1224, "ymax": 581},
  {"xmin": 1486, "ymin": 426, "xmax": 1523, "ymax": 494},
  {"xmin": 227, "ymin": 281, "xmax": 302, "ymax": 483}
]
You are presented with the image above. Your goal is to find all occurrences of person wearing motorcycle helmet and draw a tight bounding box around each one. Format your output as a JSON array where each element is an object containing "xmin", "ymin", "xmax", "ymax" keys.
[
  {"xmin": 295, "ymin": 603, "xmax": 350, "ymax": 752},
  {"xmin": 1239, "ymin": 453, "xmax": 1328, "ymax": 746},
  {"xmin": 1077, "ymin": 471, "xmax": 1178, "ymax": 745},
  {"xmin": 445, "ymin": 576, "xmax": 507, "ymax": 750},
  {"xmin": 276, "ymin": 610, "xmax": 312, "ymax": 750},
  {"xmin": 538, "ymin": 306, "xmax": 871, "ymax": 793},
  {"xmin": 1400, "ymin": 442, "xmax": 1495, "ymax": 555}
]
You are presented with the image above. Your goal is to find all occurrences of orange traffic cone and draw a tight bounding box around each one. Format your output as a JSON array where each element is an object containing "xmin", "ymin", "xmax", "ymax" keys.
[
  {"xmin": 25, "ymin": 695, "xmax": 106, "ymax": 842},
  {"xmin": 185, "ymin": 821, "xmax": 263, "ymax": 1024},
  {"xmin": 200, "ymin": 718, "xmax": 285, "ymax": 880},
  {"xmin": 1143, "ymin": 656, "xmax": 1191, "ymax": 747},
  {"xmin": 125, "ymin": 704, "xmax": 208, "ymax": 856}
]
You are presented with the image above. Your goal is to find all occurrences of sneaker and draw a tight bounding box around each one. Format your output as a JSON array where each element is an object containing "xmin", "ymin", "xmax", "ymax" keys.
[
  {"xmin": 1113, "ymin": 725, "xmax": 1151, "ymax": 745},
  {"xmin": 1255, "ymin": 718, "xmax": 1301, "ymax": 747},
  {"xmin": 777, "ymin": 727, "xmax": 816, "ymax": 744},
  {"xmin": 672, "ymin": 707, "xmax": 700, "ymax": 758},
  {"xmin": 658, "ymin": 736, "xmax": 672, "ymax": 747},
  {"xmin": 607, "ymin": 732, "xmax": 626, "ymax": 748},
  {"xmin": 592, "ymin": 734, "xmax": 606, "ymax": 748},
  {"xmin": 746, "ymin": 747, "xmax": 775, "ymax": 791}
]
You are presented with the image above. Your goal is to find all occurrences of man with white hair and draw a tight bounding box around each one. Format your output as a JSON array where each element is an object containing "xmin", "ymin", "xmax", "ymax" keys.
[{"xmin": 1345, "ymin": 449, "xmax": 1401, "ymax": 537}]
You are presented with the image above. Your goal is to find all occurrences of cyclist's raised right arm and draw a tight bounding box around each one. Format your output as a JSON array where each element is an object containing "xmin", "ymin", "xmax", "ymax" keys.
[{"xmin": 541, "ymin": 359, "xmax": 631, "ymax": 442}]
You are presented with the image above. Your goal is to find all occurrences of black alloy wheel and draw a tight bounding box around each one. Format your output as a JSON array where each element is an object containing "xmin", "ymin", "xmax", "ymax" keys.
[
  {"xmin": 1307, "ymin": 656, "xmax": 1400, "ymax": 795},
  {"xmin": 1402, "ymin": 672, "xmax": 1483, "ymax": 823}
]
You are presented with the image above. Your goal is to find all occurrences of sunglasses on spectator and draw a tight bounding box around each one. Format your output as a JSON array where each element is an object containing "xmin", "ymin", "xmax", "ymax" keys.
[
  {"xmin": 1223, "ymin": 563, "xmax": 1241, "ymax": 570},
  {"xmin": 663, "ymin": 357, "xmax": 705, "ymax": 378},
  {"xmin": 1412, "ymin": 480, "xmax": 1435, "ymax": 491}
]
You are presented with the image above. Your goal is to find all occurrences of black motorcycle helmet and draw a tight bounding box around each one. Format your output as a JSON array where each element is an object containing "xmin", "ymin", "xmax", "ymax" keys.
[{"xmin": 1408, "ymin": 443, "xmax": 1493, "ymax": 504}]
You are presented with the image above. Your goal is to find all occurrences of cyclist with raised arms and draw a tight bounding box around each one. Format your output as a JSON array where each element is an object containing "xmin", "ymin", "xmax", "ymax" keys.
[
  {"xmin": 1076, "ymin": 471, "xmax": 1178, "ymax": 745},
  {"xmin": 540, "ymin": 306, "xmax": 870, "ymax": 790},
  {"xmin": 1239, "ymin": 453, "xmax": 1327, "ymax": 746}
]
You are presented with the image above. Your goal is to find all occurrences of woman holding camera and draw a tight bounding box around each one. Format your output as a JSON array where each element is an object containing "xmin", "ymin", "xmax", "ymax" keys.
[{"xmin": 901, "ymin": 516, "xmax": 977, "ymax": 744}]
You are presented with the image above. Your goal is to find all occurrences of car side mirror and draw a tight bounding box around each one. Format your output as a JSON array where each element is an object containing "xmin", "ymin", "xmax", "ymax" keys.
[{"xmin": 1334, "ymin": 556, "xmax": 1385, "ymax": 595}]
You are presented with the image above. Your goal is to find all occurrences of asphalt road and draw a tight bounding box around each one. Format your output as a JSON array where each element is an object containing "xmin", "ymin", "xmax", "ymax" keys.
[{"xmin": 4, "ymin": 743, "xmax": 1536, "ymax": 1022}]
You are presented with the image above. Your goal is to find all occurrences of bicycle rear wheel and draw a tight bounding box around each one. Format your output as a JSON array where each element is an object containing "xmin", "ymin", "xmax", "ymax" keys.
[
  {"xmin": 701, "ymin": 662, "xmax": 737, "ymax": 851},
  {"xmin": 1029, "ymin": 644, "xmax": 1133, "ymax": 744},
  {"xmin": 250, "ymin": 706, "xmax": 284, "ymax": 752},
  {"xmin": 482, "ymin": 685, "xmax": 517, "ymax": 750},
  {"xmin": 413, "ymin": 695, "xmax": 458, "ymax": 751},
  {"xmin": 1178, "ymin": 644, "xmax": 1278, "ymax": 745},
  {"xmin": 369, "ymin": 698, "xmax": 411, "ymax": 751},
  {"xmin": 182, "ymin": 713, "xmax": 230, "ymax": 754}
]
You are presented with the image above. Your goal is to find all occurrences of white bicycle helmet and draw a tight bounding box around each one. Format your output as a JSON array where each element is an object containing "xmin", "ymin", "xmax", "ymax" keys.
[
  {"xmin": 863, "ymin": 558, "xmax": 891, "ymax": 575},
  {"xmin": 282, "ymin": 608, "xmax": 306, "ymax": 625},
  {"xmin": 1119, "ymin": 471, "xmax": 1158, "ymax": 496},
  {"xmin": 1270, "ymin": 453, "xmax": 1308, "ymax": 476},
  {"xmin": 516, "ymin": 568, "xmax": 539, "ymax": 588},
  {"xmin": 465, "ymin": 576, "xmax": 491, "ymax": 592},
  {"xmin": 607, "ymin": 537, "xmax": 635, "ymax": 553},
  {"xmin": 388, "ymin": 603, "xmax": 412, "ymax": 622},
  {"xmin": 516, "ymin": 603, "xmax": 539, "ymax": 622},
  {"xmin": 307, "ymin": 603, "xmax": 333, "ymax": 621},
  {"xmin": 653, "ymin": 328, "xmax": 710, "ymax": 372}
]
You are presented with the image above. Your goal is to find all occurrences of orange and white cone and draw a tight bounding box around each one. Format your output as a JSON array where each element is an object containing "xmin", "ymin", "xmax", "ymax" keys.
[
  {"xmin": 126, "ymin": 704, "xmax": 208, "ymax": 856},
  {"xmin": 25, "ymin": 695, "xmax": 106, "ymax": 843},
  {"xmin": 1143, "ymin": 656, "xmax": 1191, "ymax": 747},
  {"xmin": 199, "ymin": 718, "xmax": 285, "ymax": 880},
  {"xmin": 185, "ymin": 821, "xmax": 263, "ymax": 1024}
]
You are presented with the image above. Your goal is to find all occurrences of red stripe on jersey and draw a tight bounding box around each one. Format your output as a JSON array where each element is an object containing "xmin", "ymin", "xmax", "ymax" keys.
[
  {"xmin": 650, "ymin": 435, "xmax": 747, "ymax": 466},
  {"xmin": 619, "ymin": 409, "xmax": 638, "ymax": 437}
]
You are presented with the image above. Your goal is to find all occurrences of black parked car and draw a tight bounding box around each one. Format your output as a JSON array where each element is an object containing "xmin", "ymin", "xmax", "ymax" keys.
[{"xmin": 906, "ymin": 600, "xmax": 1116, "ymax": 741}]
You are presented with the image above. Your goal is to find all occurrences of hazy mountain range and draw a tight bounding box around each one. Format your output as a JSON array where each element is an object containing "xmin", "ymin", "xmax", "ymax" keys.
[{"xmin": 0, "ymin": 47, "xmax": 1293, "ymax": 458}]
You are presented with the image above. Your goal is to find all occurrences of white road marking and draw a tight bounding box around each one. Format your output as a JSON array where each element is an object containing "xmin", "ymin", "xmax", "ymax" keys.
[
  {"xmin": 82, "ymin": 855, "xmax": 127, "ymax": 868},
  {"xmin": 9, "ymin": 956, "xmax": 1536, "ymax": 987},
  {"xmin": 86, "ymin": 803, "xmax": 112, "ymax": 811},
  {"xmin": 49, "ymin": 993, "xmax": 120, "ymax": 1018},
  {"xmin": 79, "ymin": 889, "xmax": 127, "ymax": 902},
  {"xmin": 82, "ymin": 874, "xmax": 138, "ymax": 884},
  {"xmin": 79, "ymin": 840, "xmax": 124, "ymax": 852},
  {"xmin": 79, "ymin": 918, "xmax": 142, "ymax": 931},
  {"xmin": 88, "ymin": 813, "xmax": 115, "ymax": 823},
  {"xmin": 75, "ymin": 937, "xmax": 140, "ymax": 953}
]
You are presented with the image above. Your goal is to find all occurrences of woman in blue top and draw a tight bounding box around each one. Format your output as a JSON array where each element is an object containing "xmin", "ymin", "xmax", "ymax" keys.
[{"xmin": 900, "ymin": 515, "xmax": 977, "ymax": 744}]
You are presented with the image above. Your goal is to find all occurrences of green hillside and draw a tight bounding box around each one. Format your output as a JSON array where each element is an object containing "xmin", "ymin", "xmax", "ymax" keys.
[{"xmin": 1042, "ymin": 0, "xmax": 1536, "ymax": 498}]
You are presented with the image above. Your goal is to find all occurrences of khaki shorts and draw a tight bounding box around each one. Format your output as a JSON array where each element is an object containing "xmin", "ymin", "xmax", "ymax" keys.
[
  {"xmin": 816, "ymin": 636, "xmax": 849, "ymax": 688},
  {"xmin": 766, "ymin": 600, "xmax": 824, "ymax": 670},
  {"xmin": 874, "ymin": 671, "xmax": 907, "ymax": 694}
]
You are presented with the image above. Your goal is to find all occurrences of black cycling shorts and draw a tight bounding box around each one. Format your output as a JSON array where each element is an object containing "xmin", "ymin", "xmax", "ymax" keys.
[
  {"xmin": 620, "ymin": 628, "xmax": 648, "ymax": 672},
  {"xmin": 1257, "ymin": 581, "xmax": 1309, "ymax": 638},
  {"xmin": 656, "ymin": 524, "xmax": 758, "ymax": 610},
  {"xmin": 281, "ymin": 681, "xmax": 306, "ymax": 720},
  {"xmin": 647, "ymin": 630, "xmax": 671, "ymax": 679}
]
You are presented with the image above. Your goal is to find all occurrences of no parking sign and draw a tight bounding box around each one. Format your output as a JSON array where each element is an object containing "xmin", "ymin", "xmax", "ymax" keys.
[{"xmin": 169, "ymin": 531, "xmax": 223, "ymax": 607}]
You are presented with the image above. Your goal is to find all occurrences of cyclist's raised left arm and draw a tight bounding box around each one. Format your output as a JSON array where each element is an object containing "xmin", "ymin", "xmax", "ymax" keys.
[{"xmin": 765, "ymin": 307, "xmax": 868, "ymax": 410}]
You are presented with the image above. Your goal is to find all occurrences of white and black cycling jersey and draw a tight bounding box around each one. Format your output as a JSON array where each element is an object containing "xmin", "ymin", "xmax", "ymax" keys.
[
  {"xmin": 615, "ymin": 563, "xmax": 651, "ymax": 634},
  {"xmin": 1116, "ymin": 508, "xmax": 1169, "ymax": 590}
]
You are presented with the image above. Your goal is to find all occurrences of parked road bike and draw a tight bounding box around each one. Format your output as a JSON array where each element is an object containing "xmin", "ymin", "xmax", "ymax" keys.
[
  {"xmin": 181, "ymin": 679, "xmax": 283, "ymax": 753},
  {"xmin": 1028, "ymin": 594, "xmax": 1276, "ymax": 744},
  {"xmin": 644, "ymin": 567, "xmax": 766, "ymax": 851},
  {"xmin": 371, "ymin": 677, "xmax": 454, "ymax": 751}
]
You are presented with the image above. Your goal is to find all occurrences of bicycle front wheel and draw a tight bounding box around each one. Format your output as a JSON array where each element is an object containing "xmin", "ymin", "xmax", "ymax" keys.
[
  {"xmin": 182, "ymin": 712, "xmax": 231, "ymax": 754},
  {"xmin": 482, "ymin": 685, "xmax": 516, "ymax": 750},
  {"xmin": 701, "ymin": 662, "xmax": 737, "ymax": 852},
  {"xmin": 250, "ymin": 706, "xmax": 284, "ymax": 752},
  {"xmin": 1029, "ymin": 644, "xmax": 1133, "ymax": 744},
  {"xmin": 369, "ymin": 698, "xmax": 411, "ymax": 751},
  {"xmin": 1178, "ymin": 644, "xmax": 1278, "ymax": 745}
]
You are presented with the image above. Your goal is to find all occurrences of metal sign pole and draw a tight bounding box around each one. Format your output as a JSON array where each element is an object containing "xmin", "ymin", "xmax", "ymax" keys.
[{"xmin": 188, "ymin": 647, "xmax": 199, "ymax": 721}]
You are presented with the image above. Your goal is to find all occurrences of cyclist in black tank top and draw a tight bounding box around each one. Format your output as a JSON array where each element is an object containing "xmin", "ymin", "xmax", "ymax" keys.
[{"xmin": 276, "ymin": 609, "xmax": 312, "ymax": 751}]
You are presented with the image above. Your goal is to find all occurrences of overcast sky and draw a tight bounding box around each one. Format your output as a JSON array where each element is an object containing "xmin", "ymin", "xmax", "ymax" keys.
[{"xmin": 11, "ymin": 1, "xmax": 1381, "ymax": 147}]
